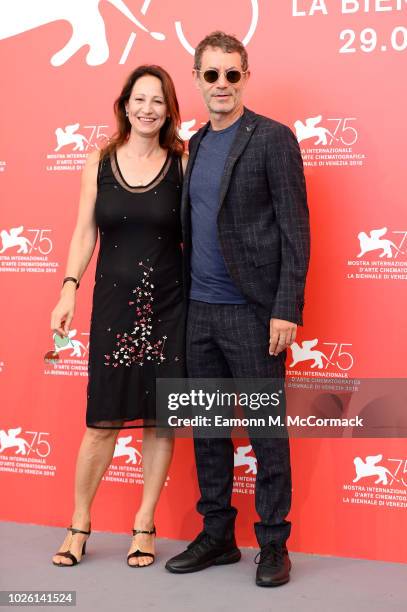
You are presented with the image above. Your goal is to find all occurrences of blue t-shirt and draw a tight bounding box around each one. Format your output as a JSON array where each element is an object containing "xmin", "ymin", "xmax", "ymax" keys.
[{"xmin": 189, "ymin": 118, "xmax": 247, "ymax": 304}]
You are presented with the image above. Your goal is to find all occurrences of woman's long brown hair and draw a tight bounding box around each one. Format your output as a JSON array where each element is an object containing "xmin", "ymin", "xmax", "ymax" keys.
[{"xmin": 100, "ymin": 65, "xmax": 184, "ymax": 158}]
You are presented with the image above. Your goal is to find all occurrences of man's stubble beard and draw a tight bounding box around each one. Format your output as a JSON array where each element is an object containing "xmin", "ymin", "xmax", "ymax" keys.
[{"xmin": 207, "ymin": 98, "xmax": 236, "ymax": 116}]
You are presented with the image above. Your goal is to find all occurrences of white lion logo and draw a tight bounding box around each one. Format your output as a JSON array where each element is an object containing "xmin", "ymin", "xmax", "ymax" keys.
[
  {"xmin": 0, "ymin": 226, "xmax": 31, "ymax": 254},
  {"xmin": 294, "ymin": 115, "xmax": 337, "ymax": 146},
  {"xmin": 0, "ymin": 0, "xmax": 165, "ymax": 66},
  {"xmin": 55, "ymin": 124, "xmax": 88, "ymax": 152},
  {"xmin": 179, "ymin": 119, "xmax": 198, "ymax": 142},
  {"xmin": 234, "ymin": 444, "xmax": 257, "ymax": 475},
  {"xmin": 357, "ymin": 227, "xmax": 405, "ymax": 259},
  {"xmin": 53, "ymin": 330, "xmax": 88, "ymax": 358},
  {"xmin": 113, "ymin": 436, "xmax": 142, "ymax": 465},
  {"xmin": 0, "ymin": 427, "xmax": 30, "ymax": 455},
  {"xmin": 353, "ymin": 454, "xmax": 399, "ymax": 485},
  {"xmin": 289, "ymin": 339, "xmax": 333, "ymax": 370},
  {"xmin": 175, "ymin": 0, "xmax": 259, "ymax": 55}
]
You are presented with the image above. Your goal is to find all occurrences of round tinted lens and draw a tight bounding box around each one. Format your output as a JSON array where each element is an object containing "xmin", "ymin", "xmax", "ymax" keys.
[
  {"xmin": 226, "ymin": 70, "xmax": 242, "ymax": 83},
  {"xmin": 203, "ymin": 70, "xmax": 219, "ymax": 83}
]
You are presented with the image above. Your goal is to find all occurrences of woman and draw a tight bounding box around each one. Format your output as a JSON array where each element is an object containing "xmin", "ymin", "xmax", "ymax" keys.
[{"xmin": 50, "ymin": 65, "xmax": 187, "ymax": 568}]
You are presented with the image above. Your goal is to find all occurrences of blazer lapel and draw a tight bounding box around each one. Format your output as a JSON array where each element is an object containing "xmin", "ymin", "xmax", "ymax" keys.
[
  {"xmin": 181, "ymin": 122, "xmax": 209, "ymax": 225},
  {"xmin": 218, "ymin": 107, "xmax": 258, "ymax": 210}
]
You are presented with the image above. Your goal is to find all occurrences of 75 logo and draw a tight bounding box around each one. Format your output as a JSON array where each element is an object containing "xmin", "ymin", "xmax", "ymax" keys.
[
  {"xmin": 83, "ymin": 124, "xmax": 109, "ymax": 150},
  {"xmin": 289, "ymin": 339, "xmax": 354, "ymax": 371},
  {"xmin": 0, "ymin": 226, "xmax": 53, "ymax": 255},
  {"xmin": 294, "ymin": 115, "xmax": 358, "ymax": 146},
  {"xmin": 54, "ymin": 123, "xmax": 109, "ymax": 152},
  {"xmin": 0, "ymin": 427, "xmax": 51, "ymax": 458},
  {"xmin": 388, "ymin": 459, "xmax": 407, "ymax": 487},
  {"xmin": 324, "ymin": 118, "xmax": 358, "ymax": 146}
]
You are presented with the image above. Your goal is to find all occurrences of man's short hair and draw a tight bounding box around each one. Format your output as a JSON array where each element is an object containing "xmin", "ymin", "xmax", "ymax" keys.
[{"xmin": 194, "ymin": 31, "xmax": 249, "ymax": 72}]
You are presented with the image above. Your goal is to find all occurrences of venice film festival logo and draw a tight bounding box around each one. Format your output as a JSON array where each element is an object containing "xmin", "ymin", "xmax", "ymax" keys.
[
  {"xmin": 44, "ymin": 330, "xmax": 90, "ymax": 378},
  {"xmin": 346, "ymin": 227, "xmax": 407, "ymax": 281},
  {"xmin": 343, "ymin": 454, "xmax": 407, "ymax": 509},
  {"xmin": 46, "ymin": 123, "xmax": 110, "ymax": 172},
  {"xmin": 294, "ymin": 115, "xmax": 366, "ymax": 168},
  {"xmin": 0, "ymin": 0, "xmax": 259, "ymax": 66},
  {"xmin": 288, "ymin": 338, "xmax": 354, "ymax": 377},
  {"xmin": 0, "ymin": 427, "xmax": 56, "ymax": 478},
  {"xmin": 0, "ymin": 226, "xmax": 59, "ymax": 274},
  {"xmin": 0, "ymin": 427, "xmax": 51, "ymax": 457},
  {"xmin": 113, "ymin": 436, "xmax": 142, "ymax": 465},
  {"xmin": 51, "ymin": 330, "xmax": 89, "ymax": 359},
  {"xmin": 352, "ymin": 454, "xmax": 406, "ymax": 487},
  {"xmin": 233, "ymin": 444, "xmax": 257, "ymax": 495},
  {"xmin": 104, "ymin": 436, "xmax": 170, "ymax": 486}
]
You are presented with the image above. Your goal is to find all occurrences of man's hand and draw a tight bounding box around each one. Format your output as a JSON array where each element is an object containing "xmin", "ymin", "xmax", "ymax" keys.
[{"xmin": 269, "ymin": 318, "xmax": 297, "ymax": 356}]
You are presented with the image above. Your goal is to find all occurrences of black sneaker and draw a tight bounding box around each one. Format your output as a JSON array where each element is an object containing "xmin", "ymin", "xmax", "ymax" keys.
[
  {"xmin": 255, "ymin": 542, "xmax": 291, "ymax": 587},
  {"xmin": 165, "ymin": 531, "xmax": 241, "ymax": 574}
]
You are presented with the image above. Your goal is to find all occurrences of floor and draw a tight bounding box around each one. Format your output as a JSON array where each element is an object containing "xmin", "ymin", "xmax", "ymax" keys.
[{"xmin": 0, "ymin": 522, "xmax": 405, "ymax": 611}]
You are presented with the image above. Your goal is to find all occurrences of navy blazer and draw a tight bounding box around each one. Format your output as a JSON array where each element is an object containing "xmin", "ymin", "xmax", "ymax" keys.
[{"xmin": 181, "ymin": 107, "xmax": 310, "ymax": 326}]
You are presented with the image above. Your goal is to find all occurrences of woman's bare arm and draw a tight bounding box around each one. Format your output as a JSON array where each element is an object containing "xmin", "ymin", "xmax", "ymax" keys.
[{"xmin": 50, "ymin": 150, "xmax": 100, "ymax": 337}]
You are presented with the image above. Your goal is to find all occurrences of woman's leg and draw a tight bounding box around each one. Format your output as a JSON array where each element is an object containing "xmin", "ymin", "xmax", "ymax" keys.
[
  {"xmin": 53, "ymin": 424, "xmax": 121, "ymax": 565},
  {"xmin": 127, "ymin": 427, "xmax": 174, "ymax": 566}
]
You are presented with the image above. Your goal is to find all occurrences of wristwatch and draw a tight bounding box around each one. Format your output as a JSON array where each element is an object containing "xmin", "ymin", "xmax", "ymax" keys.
[{"xmin": 62, "ymin": 276, "xmax": 80, "ymax": 289}]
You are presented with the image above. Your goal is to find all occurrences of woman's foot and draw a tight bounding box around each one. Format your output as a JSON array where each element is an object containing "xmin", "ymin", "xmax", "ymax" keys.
[
  {"xmin": 127, "ymin": 520, "xmax": 156, "ymax": 567},
  {"xmin": 52, "ymin": 521, "xmax": 91, "ymax": 566}
]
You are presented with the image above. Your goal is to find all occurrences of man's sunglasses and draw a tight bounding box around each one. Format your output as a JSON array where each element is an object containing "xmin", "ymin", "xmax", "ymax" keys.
[{"xmin": 196, "ymin": 69, "xmax": 248, "ymax": 84}]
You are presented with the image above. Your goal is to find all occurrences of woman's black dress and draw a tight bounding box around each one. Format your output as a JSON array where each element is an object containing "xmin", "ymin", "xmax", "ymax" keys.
[{"xmin": 86, "ymin": 149, "xmax": 185, "ymax": 428}]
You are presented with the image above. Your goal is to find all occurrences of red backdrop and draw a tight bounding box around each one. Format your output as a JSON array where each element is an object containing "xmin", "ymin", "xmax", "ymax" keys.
[{"xmin": 1, "ymin": 1, "xmax": 406, "ymax": 563}]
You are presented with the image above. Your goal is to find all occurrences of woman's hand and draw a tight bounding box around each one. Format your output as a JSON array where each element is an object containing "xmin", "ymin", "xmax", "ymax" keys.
[{"xmin": 51, "ymin": 284, "xmax": 77, "ymax": 338}]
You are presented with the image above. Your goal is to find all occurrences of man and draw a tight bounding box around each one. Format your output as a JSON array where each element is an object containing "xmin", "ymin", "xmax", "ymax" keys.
[{"xmin": 165, "ymin": 31, "xmax": 310, "ymax": 587}]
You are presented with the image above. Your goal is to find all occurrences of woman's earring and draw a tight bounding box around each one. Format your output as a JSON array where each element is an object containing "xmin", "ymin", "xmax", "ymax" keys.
[{"xmin": 126, "ymin": 110, "xmax": 129, "ymax": 117}]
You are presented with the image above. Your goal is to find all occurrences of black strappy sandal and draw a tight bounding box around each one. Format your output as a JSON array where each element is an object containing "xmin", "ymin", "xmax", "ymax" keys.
[
  {"xmin": 127, "ymin": 526, "xmax": 156, "ymax": 567},
  {"xmin": 52, "ymin": 525, "xmax": 91, "ymax": 567}
]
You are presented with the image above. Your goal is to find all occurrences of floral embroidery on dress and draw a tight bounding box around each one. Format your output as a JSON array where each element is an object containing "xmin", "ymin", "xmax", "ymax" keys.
[{"xmin": 104, "ymin": 262, "xmax": 167, "ymax": 367}]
